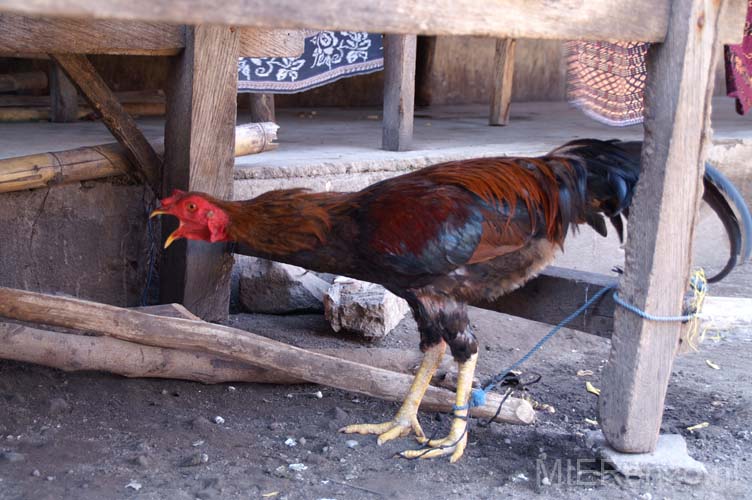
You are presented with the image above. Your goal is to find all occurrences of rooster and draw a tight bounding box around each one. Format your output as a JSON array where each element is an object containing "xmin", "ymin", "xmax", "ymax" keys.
[{"xmin": 151, "ymin": 139, "xmax": 751, "ymax": 462}]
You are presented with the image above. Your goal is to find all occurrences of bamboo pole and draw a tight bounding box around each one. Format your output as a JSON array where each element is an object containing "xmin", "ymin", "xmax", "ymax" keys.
[
  {"xmin": 0, "ymin": 287, "xmax": 535, "ymax": 425},
  {"xmin": 0, "ymin": 122, "xmax": 279, "ymax": 193}
]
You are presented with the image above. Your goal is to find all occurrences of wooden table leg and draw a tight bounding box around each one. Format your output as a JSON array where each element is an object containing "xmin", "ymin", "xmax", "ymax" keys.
[
  {"xmin": 160, "ymin": 25, "xmax": 240, "ymax": 321},
  {"xmin": 599, "ymin": 0, "xmax": 726, "ymax": 453},
  {"xmin": 49, "ymin": 62, "xmax": 78, "ymax": 123},
  {"xmin": 489, "ymin": 38, "xmax": 516, "ymax": 126},
  {"xmin": 249, "ymin": 93, "xmax": 275, "ymax": 122},
  {"xmin": 382, "ymin": 34, "xmax": 416, "ymax": 151}
]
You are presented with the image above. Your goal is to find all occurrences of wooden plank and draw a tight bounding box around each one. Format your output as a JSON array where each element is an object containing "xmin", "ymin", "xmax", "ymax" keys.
[
  {"xmin": 49, "ymin": 62, "xmax": 78, "ymax": 122},
  {"xmin": 0, "ymin": 0, "xmax": 745, "ymax": 43},
  {"xmin": 50, "ymin": 54, "xmax": 161, "ymax": 190},
  {"xmin": 160, "ymin": 25, "xmax": 239, "ymax": 321},
  {"xmin": 489, "ymin": 38, "xmax": 516, "ymax": 126},
  {"xmin": 382, "ymin": 34, "xmax": 416, "ymax": 152},
  {"xmin": 0, "ymin": 15, "xmax": 306, "ymax": 57},
  {"xmin": 238, "ymin": 28, "xmax": 306, "ymax": 57},
  {"xmin": 249, "ymin": 93, "xmax": 275, "ymax": 122},
  {"xmin": 0, "ymin": 14, "xmax": 184, "ymax": 55},
  {"xmin": 598, "ymin": 0, "xmax": 726, "ymax": 453},
  {"xmin": 0, "ymin": 286, "xmax": 535, "ymax": 425},
  {"xmin": 0, "ymin": 89, "xmax": 165, "ymax": 108},
  {"xmin": 0, "ymin": 70, "xmax": 47, "ymax": 92},
  {"xmin": 475, "ymin": 267, "xmax": 617, "ymax": 337}
]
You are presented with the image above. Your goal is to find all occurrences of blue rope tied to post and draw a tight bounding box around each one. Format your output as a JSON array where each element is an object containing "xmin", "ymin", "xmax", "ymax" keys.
[{"xmin": 455, "ymin": 270, "xmax": 708, "ymax": 413}]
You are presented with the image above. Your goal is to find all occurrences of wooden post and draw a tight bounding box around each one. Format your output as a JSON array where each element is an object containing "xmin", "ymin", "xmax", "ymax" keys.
[
  {"xmin": 50, "ymin": 54, "xmax": 161, "ymax": 191},
  {"xmin": 249, "ymin": 93, "xmax": 275, "ymax": 122},
  {"xmin": 49, "ymin": 62, "xmax": 78, "ymax": 122},
  {"xmin": 382, "ymin": 34, "xmax": 416, "ymax": 151},
  {"xmin": 599, "ymin": 0, "xmax": 726, "ymax": 453},
  {"xmin": 489, "ymin": 38, "xmax": 516, "ymax": 126},
  {"xmin": 161, "ymin": 25, "xmax": 240, "ymax": 321}
]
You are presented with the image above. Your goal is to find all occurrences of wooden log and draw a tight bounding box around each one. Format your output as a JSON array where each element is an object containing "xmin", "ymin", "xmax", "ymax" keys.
[
  {"xmin": 0, "ymin": 287, "xmax": 535, "ymax": 425},
  {"xmin": 0, "ymin": 122, "xmax": 278, "ymax": 193},
  {"xmin": 161, "ymin": 25, "xmax": 240, "ymax": 321},
  {"xmin": 49, "ymin": 62, "xmax": 78, "ymax": 122},
  {"xmin": 382, "ymin": 34, "xmax": 416, "ymax": 152},
  {"xmin": 0, "ymin": 0, "xmax": 745, "ymax": 44},
  {"xmin": 51, "ymin": 54, "xmax": 161, "ymax": 192},
  {"xmin": 0, "ymin": 71, "xmax": 47, "ymax": 92},
  {"xmin": 489, "ymin": 38, "xmax": 516, "ymax": 126},
  {"xmin": 249, "ymin": 93, "xmax": 275, "ymax": 123},
  {"xmin": 0, "ymin": 321, "xmax": 455, "ymax": 385},
  {"xmin": 599, "ymin": 0, "xmax": 726, "ymax": 453},
  {"xmin": 0, "ymin": 15, "xmax": 306, "ymax": 57}
]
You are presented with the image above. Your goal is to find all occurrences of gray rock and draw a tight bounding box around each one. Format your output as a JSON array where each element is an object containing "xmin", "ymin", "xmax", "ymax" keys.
[
  {"xmin": 0, "ymin": 451, "xmax": 25, "ymax": 463},
  {"xmin": 238, "ymin": 258, "xmax": 329, "ymax": 313},
  {"xmin": 180, "ymin": 452, "xmax": 209, "ymax": 467},
  {"xmin": 48, "ymin": 397, "xmax": 71, "ymax": 415},
  {"xmin": 328, "ymin": 407, "xmax": 349, "ymax": 422},
  {"xmin": 587, "ymin": 430, "xmax": 707, "ymax": 483},
  {"xmin": 324, "ymin": 277, "xmax": 410, "ymax": 339}
]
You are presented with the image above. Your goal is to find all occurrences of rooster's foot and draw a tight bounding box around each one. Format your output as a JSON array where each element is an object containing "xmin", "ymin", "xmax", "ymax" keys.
[{"xmin": 340, "ymin": 413, "xmax": 425, "ymax": 445}]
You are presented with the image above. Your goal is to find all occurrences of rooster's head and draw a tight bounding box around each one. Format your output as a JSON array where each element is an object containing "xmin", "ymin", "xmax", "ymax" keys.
[{"xmin": 150, "ymin": 190, "xmax": 231, "ymax": 248}]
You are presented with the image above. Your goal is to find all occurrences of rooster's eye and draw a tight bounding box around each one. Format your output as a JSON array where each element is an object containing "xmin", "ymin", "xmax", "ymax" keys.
[{"xmin": 186, "ymin": 203, "xmax": 197, "ymax": 212}]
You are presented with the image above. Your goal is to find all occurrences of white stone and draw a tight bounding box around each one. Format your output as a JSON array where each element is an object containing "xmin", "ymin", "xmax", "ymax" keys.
[
  {"xmin": 324, "ymin": 277, "xmax": 410, "ymax": 340},
  {"xmin": 587, "ymin": 430, "xmax": 707, "ymax": 483},
  {"xmin": 238, "ymin": 257, "xmax": 329, "ymax": 314}
]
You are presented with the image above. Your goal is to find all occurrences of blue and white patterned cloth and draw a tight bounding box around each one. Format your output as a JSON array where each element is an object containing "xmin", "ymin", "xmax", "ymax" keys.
[{"xmin": 238, "ymin": 31, "xmax": 383, "ymax": 94}]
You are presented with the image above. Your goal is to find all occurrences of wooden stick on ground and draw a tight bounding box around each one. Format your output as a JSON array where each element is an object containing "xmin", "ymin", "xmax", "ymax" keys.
[
  {"xmin": 0, "ymin": 122, "xmax": 279, "ymax": 194},
  {"xmin": 0, "ymin": 287, "xmax": 535, "ymax": 425},
  {"xmin": 0, "ymin": 320, "xmax": 455, "ymax": 385}
]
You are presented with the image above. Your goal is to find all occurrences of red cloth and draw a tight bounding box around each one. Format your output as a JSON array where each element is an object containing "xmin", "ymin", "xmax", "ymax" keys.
[
  {"xmin": 725, "ymin": 2, "xmax": 752, "ymax": 115},
  {"xmin": 566, "ymin": 2, "xmax": 752, "ymax": 125}
]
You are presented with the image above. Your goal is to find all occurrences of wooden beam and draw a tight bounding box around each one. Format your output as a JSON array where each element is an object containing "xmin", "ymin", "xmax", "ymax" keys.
[
  {"xmin": 0, "ymin": 286, "xmax": 535, "ymax": 425},
  {"xmin": 50, "ymin": 54, "xmax": 161, "ymax": 191},
  {"xmin": 0, "ymin": 70, "xmax": 47, "ymax": 92},
  {"xmin": 238, "ymin": 28, "xmax": 306, "ymax": 57},
  {"xmin": 49, "ymin": 62, "xmax": 78, "ymax": 122},
  {"xmin": 161, "ymin": 25, "xmax": 240, "ymax": 321},
  {"xmin": 382, "ymin": 34, "xmax": 416, "ymax": 152},
  {"xmin": 489, "ymin": 38, "xmax": 516, "ymax": 126},
  {"xmin": 599, "ymin": 0, "xmax": 726, "ymax": 453},
  {"xmin": 249, "ymin": 93, "xmax": 275, "ymax": 122},
  {"xmin": 0, "ymin": 0, "xmax": 745, "ymax": 43},
  {"xmin": 0, "ymin": 15, "xmax": 306, "ymax": 57},
  {"xmin": 0, "ymin": 122, "xmax": 279, "ymax": 193},
  {"xmin": 0, "ymin": 14, "xmax": 184, "ymax": 55}
]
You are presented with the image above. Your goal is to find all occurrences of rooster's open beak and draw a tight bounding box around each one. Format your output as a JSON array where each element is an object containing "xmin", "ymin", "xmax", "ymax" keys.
[{"xmin": 149, "ymin": 208, "xmax": 181, "ymax": 249}]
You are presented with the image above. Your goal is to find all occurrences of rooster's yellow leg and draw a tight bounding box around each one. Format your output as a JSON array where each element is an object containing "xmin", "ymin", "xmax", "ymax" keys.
[
  {"xmin": 340, "ymin": 341, "xmax": 446, "ymax": 444},
  {"xmin": 401, "ymin": 352, "xmax": 478, "ymax": 462}
]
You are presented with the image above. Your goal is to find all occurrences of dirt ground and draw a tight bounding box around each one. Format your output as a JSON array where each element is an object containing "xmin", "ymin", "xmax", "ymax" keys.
[{"xmin": 1, "ymin": 224, "xmax": 751, "ymax": 499}]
